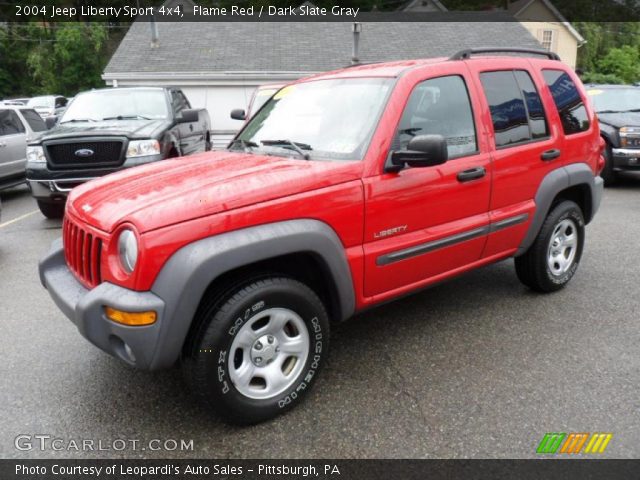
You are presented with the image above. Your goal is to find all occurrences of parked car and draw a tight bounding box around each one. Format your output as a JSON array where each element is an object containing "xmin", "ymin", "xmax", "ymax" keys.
[
  {"xmin": 26, "ymin": 87, "xmax": 211, "ymax": 218},
  {"xmin": 0, "ymin": 105, "xmax": 48, "ymax": 190},
  {"xmin": 39, "ymin": 48, "xmax": 603, "ymax": 424},
  {"xmin": 230, "ymin": 83, "xmax": 285, "ymax": 122},
  {"xmin": 27, "ymin": 95, "xmax": 68, "ymax": 119},
  {"xmin": 586, "ymin": 84, "xmax": 640, "ymax": 185},
  {"xmin": 1, "ymin": 98, "xmax": 30, "ymax": 106}
]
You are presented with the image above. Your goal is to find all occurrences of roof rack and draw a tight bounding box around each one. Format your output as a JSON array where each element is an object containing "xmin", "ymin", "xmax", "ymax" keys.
[{"xmin": 450, "ymin": 48, "xmax": 561, "ymax": 61}]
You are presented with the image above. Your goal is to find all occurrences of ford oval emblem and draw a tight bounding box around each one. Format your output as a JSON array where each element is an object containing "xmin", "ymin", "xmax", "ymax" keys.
[{"xmin": 75, "ymin": 149, "xmax": 94, "ymax": 158}]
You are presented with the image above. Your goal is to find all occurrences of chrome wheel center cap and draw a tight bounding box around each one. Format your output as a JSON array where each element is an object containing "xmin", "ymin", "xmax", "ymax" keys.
[{"xmin": 250, "ymin": 334, "xmax": 279, "ymax": 366}]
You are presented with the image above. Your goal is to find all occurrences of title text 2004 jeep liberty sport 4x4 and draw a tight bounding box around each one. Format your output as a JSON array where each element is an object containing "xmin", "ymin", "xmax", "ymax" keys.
[{"xmin": 40, "ymin": 48, "xmax": 604, "ymax": 424}]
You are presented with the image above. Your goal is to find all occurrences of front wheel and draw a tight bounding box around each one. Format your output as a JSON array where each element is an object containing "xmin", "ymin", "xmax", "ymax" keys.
[
  {"xmin": 183, "ymin": 277, "xmax": 330, "ymax": 424},
  {"xmin": 601, "ymin": 143, "xmax": 618, "ymax": 187},
  {"xmin": 37, "ymin": 200, "xmax": 64, "ymax": 219},
  {"xmin": 515, "ymin": 200, "xmax": 585, "ymax": 293}
]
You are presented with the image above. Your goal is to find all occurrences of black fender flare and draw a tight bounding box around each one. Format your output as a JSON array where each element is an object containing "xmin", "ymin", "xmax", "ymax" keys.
[
  {"xmin": 516, "ymin": 163, "xmax": 603, "ymax": 256},
  {"xmin": 148, "ymin": 219, "xmax": 356, "ymax": 369}
]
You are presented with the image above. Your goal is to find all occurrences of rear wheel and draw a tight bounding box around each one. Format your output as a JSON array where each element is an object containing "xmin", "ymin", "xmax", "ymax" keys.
[
  {"xmin": 182, "ymin": 277, "xmax": 329, "ymax": 424},
  {"xmin": 37, "ymin": 200, "xmax": 64, "ymax": 219},
  {"xmin": 515, "ymin": 200, "xmax": 584, "ymax": 293}
]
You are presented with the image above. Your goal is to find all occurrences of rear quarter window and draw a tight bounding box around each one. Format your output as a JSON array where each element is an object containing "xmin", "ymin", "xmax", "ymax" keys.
[
  {"xmin": 20, "ymin": 109, "xmax": 47, "ymax": 132},
  {"xmin": 542, "ymin": 69, "xmax": 589, "ymax": 135}
]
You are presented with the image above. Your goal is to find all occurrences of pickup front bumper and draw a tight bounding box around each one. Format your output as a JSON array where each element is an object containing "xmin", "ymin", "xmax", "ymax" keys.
[
  {"xmin": 39, "ymin": 239, "xmax": 166, "ymax": 369},
  {"xmin": 611, "ymin": 148, "xmax": 640, "ymax": 171}
]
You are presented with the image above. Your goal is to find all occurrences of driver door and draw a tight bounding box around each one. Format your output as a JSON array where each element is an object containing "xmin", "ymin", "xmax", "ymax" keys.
[{"xmin": 363, "ymin": 72, "xmax": 492, "ymax": 299}]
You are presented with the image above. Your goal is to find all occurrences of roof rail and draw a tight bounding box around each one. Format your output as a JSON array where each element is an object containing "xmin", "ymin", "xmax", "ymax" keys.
[{"xmin": 450, "ymin": 48, "xmax": 561, "ymax": 61}]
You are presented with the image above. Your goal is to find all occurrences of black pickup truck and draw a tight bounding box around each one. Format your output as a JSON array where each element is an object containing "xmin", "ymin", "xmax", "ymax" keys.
[
  {"xmin": 586, "ymin": 84, "xmax": 640, "ymax": 186},
  {"xmin": 26, "ymin": 87, "xmax": 211, "ymax": 218}
]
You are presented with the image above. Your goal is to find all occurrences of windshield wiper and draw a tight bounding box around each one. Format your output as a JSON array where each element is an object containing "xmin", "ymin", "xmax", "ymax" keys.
[
  {"xmin": 228, "ymin": 138, "xmax": 259, "ymax": 152},
  {"xmin": 597, "ymin": 110, "xmax": 625, "ymax": 114},
  {"xmin": 60, "ymin": 118, "xmax": 97, "ymax": 123},
  {"xmin": 101, "ymin": 115, "xmax": 153, "ymax": 121},
  {"xmin": 260, "ymin": 139, "xmax": 312, "ymax": 160}
]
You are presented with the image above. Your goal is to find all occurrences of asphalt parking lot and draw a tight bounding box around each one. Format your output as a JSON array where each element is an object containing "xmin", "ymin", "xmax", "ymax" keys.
[{"xmin": 1, "ymin": 179, "xmax": 639, "ymax": 459}]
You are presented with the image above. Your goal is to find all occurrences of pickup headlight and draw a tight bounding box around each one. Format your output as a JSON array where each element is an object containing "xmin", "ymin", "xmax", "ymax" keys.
[
  {"xmin": 118, "ymin": 229, "xmax": 138, "ymax": 274},
  {"xmin": 126, "ymin": 139, "xmax": 160, "ymax": 158},
  {"xmin": 26, "ymin": 146, "xmax": 46, "ymax": 163}
]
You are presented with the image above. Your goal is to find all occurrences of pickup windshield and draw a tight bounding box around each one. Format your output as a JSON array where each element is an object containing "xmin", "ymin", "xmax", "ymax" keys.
[
  {"xmin": 588, "ymin": 87, "xmax": 640, "ymax": 113},
  {"xmin": 60, "ymin": 89, "xmax": 169, "ymax": 123},
  {"xmin": 234, "ymin": 78, "xmax": 393, "ymax": 161}
]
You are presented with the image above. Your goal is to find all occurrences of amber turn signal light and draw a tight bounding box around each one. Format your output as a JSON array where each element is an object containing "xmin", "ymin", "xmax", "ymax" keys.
[{"xmin": 104, "ymin": 307, "xmax": 157, "ymax": 326}]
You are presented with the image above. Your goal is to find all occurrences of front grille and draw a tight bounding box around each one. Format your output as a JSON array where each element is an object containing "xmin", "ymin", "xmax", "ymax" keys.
[
  {"xmin": 63, "ymin": 217, "xmax": 102, "ymax": 288},
  {"xmin": 46, "ymin": 140, "xmax": 125, "ymax": 169}
]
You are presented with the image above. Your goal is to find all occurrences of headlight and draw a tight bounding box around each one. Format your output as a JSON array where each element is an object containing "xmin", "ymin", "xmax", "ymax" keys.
[
  {"xmin": 118, "ymin": 229, "xmax": 138, "ymax": 274},
  {"xmin": 126, "ymin": 139, "xmax": 160, "ymax": 158},
  {"xmin": 26, "ymin": 146, "xmax": 46, "ymax": 163}
]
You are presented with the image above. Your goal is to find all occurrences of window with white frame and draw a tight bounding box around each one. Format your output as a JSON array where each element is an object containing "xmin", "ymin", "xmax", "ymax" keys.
[{"xmin": 541, "ymin": 29, "xmax": 555, "ymax": 51}]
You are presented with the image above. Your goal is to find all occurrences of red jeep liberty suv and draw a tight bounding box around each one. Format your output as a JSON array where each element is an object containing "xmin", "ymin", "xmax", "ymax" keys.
[{"xmin": 40, "ymin": 48, "xmax": 604, "ymax": 424}]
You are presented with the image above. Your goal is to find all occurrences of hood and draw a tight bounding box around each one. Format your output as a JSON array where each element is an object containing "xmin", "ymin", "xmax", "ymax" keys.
[
  {"xmin": 67, "ymin": 151, "xmax": 362, "ymax": 233},
  {"xmin": 596, "ymin": 112, "xmax": 640, "ymax": 129},
  {"xmin": 38, "ymin": 119, "xmax": 169, "ymax": 142}
]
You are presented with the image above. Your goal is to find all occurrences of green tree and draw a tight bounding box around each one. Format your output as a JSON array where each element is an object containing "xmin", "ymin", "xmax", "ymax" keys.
[{"xmin": 596, "ymin": 45, "xmax": 640, "ymax": 84}]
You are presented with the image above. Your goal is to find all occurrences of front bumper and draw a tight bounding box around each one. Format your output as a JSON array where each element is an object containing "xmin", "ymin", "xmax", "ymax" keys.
[
  {"xmin": 611, "ymin": 148, "xmax": 640, "ymax": 171},
  {"xmin": 39, "ymin": 239, "xmax": 166, "ymax": 369},
  {"xmin": 27, "ymin": 154, "xmax": 165, "ymax": 201}
]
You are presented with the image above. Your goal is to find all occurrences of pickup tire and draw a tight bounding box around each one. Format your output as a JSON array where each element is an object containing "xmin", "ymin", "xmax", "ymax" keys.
[
  {"xmin": 37, "ymin": 200, "xmax": 64, "ymax": 219},
  {"xmin": 515, "ymin": 200, "xmax": 584, "ymax": 293},
  {"xmin": 601, "ymin": 143, "xmax": 618, "ymax": 187},
  {"xmin": 183, "ymin": 276, "xmax": 329, "ymax": 424}
]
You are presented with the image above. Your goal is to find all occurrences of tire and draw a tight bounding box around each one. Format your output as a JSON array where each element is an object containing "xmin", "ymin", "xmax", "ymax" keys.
[
  {"xmin": 182, "ymin": 277, "xmax": 330, "ymax": 424},
  {"xmin": 601, "ymin": 143, "xmax": 618, "ymax": 187},
  {"xmin": 37, "ymin": 200, "xmax": 64, "ymax": 219},
  {"xmin": 515, "ymin": 200, "xmax": 585, "ymax": 293},
  {"xmin": 205, "ymin": 135, "xmax": 212, "ymax": 152}
]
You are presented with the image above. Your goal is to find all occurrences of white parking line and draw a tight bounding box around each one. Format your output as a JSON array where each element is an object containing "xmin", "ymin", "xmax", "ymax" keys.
[{"xmin": 0, "ymin": 210, "xmax": 39, "ymax": 229}]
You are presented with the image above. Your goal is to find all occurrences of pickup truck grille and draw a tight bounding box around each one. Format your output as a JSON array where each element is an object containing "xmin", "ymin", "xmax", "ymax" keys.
[
  {"xmin": 45, "ymin": 140, "xmax": 125, "ymax": 169},
  {"xmin": 63, "ymin": 217, "xmax": 102, "ymax": 288}
]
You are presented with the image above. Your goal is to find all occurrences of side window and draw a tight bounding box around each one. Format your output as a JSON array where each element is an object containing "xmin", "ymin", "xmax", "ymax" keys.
[
  {"xmin": 55, "ymin": 97, "xmax": 68, "ymax": 108},
  {"xmin": 172, "ymin": 91, "xmax": 190, "ymax": 115},
  {"xmin": 20, "ymin": 109, "xmax": 47, "ymax": 132},
  {"xmin": 514, "ymin": 71, "xmax": 549, "ymax": 139},
  {"xmin": 481, "ymin": 70, "xmax": 550, "ymax": 148},
  {"xmin": 0, "ymin": 110, "xmax": 26, "ymax": 136},
  {"xmin": 395, "ymin": 75, "xmax": 477, "ymax": 159},
  {"xmin": 542, "ymin": 69, "xmax": 590, "ymax": 135}
]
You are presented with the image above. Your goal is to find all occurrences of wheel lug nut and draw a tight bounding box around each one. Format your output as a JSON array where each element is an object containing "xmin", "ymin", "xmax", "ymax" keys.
[
  {"xmin": 255, "ymin": 357, "xmax": 262, "ymax": 364},
  {"xmin": 275, "ymin": 347, "xmax": 280, "ymax": 353},
  {"xmin": 255, "ymin": 342, "xmax": 262, "ymax": 350},
  {"xmin": 267, "ymin": 335, "xmax": 274, "ymax": 344}
]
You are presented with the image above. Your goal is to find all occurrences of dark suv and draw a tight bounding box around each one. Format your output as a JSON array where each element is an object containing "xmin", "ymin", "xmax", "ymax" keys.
[{"xmin": 586, "ymin": 84, "xmax": 640, "ymax": 185}]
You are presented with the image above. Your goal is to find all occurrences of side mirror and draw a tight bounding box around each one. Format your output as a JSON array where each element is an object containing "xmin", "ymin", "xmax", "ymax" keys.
[
  {"xmin": 45, "ymin": 116, "xmax": 58, "ymax": 129},
  {"xmin": 387, "ymin": 134, "xmax": 448, "ymax": 172},
  {"xmin": 230, "ymin": 108, "xmax": 246, "ymax": 121},
  {"xmin": 177, "ymin": 109, "xmax": 199, "ymax": 123}
]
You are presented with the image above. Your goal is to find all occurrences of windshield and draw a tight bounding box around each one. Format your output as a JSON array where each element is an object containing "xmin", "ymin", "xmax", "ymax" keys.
[
  {"xmin": 27, "ymin": 96, "xmax": 54, "ymax": 109},
  {"xmin": 248, "ymin": 87, "xmax": 280, "ymax": 118},
  {"xmin": 587, "ymin": 87, "xmax": 640, "ymax": 113},
  {"xmin": 234, "ymin": 78, "xmax": 393, "ymax": 161},
  {"xmin": 60, "ymin": 89, "xmax": 169, "ymax": 123}
]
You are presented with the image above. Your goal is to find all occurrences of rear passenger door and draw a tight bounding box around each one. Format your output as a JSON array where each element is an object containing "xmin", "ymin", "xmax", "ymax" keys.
[
  {"xmin": 0, "ymin": 109, "xmax": 27, "ymax": 179},
  {"xmin": 468, "ymin": 61, "xmax": 561, "ymax": 258},
  {"xmin": 363, "ymin": 70, "xmax": 492, "ymax": 298}
]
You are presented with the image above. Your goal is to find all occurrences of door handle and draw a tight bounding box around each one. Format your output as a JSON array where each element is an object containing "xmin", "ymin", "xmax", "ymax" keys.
[
  {"xmin": 457, "ymin": 166, "xmax": 486, "ymax": 182},
  {"xmin": 541, "ymin": 149, "xmax": 561, "ymax": 161}
]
